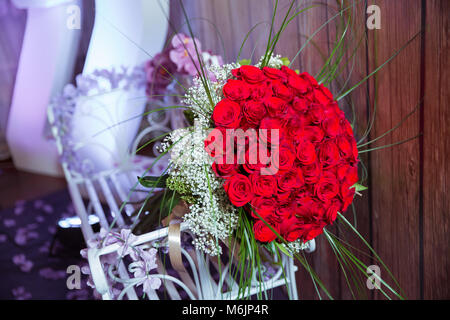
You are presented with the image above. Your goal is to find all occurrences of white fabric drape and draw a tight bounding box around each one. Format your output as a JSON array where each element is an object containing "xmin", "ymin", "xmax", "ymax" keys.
[{"xmin": 0, "ymin": 1, "xmax": 26, "ymax": 160}]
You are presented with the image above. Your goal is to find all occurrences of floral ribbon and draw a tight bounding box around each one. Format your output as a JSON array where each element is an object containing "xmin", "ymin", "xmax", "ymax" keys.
[
  {"xmin": 165, "ymin": 201, "xmax": 246, "ymax": 299},
  {"xmin": 164, "ymin": 201, "xmax": 198, "ymax": 298}
]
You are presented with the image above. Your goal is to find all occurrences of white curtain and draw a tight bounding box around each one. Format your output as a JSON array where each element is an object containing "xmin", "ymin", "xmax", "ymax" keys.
[
  {"xmin": 0, "ymin": 1, "xmax": 26, "ymax": 160},
  {"xmin": 0, "ymin": 0, "xmax": 94, "ymax": 161}
]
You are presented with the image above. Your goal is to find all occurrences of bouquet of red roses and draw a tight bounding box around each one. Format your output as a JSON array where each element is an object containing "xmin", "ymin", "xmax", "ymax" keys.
[{"xmin": 208, "ymin": 63, "xmax": 359, "ymax": 246}]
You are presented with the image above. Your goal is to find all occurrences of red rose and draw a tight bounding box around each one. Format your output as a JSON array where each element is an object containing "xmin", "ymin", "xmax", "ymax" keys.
[
  {"xmin": 337, "ymin": 164, "xmax": 358, "ymax": 186},
  {"xmin": 278, "ymin": 65, "xmax": 296, "ymax": 76},
  {"xmin": 224, "ymin": 174, "xmax": 254, "ymax": 207},
  {"xmin": 239, "ymin": 65, "xmax": 266, "ymax": 84},
  {"xmin": 340, "ymin": 181, "xmax": 355, "ymax": 212},
  {"xmin": 292, "ymin": 96, "xmax": 309, "ymax": 113},
  {"xmin": 309, "ymin": 104, "xmax": 326, "ymax": 124},
  {"xmin": 271, "ymin": 144, "xmax": 296, "ymax": 171},
  {"xmin": 243, "ymin": 101, "xmax": 267, "ymax": 126},
  {"xmin": 324, "ymin": 102, "xmax": 344, "ymax": 119},
  {"xmin": 212, "ymin": 155, "xmax": 238, "ymax": 178},
  {"xmin": 223, "ymin": 79, "xmax": 250, "ymax": 100},
  {"xmin": 253, "ymin": 220, "xmax": 278, "ymax": 242},
  {"xmin": 318, "ymin": 140, "xmax": 341, "ymax": 168},
  {"xmin": 303, "ymin": 223, "xmax": 325, "ymax": 241},
  {"xmin": 250, "ymin": 173, "xmax": 277, "ymax": 197},
  {"xmin": 302, "ymin": 161, "xmax": 322, "ymax": 184},
  {"xmin": 287, "ymin": 75, "xmax": 310, "ymax": 93},
  {"xmin": 295, "ymin": 185, "xmax": 313, "ymax": 200},
  {"xmin": 250, "ymin": 196, "xmax": 277, "ymax": 219},
  {"xmin": 280, "ymin": 217, "xmax": 304, "ymax": 242},
  {"xmin": 324, "ymin": 199, "xmax": 341, "ymax": 224},
  {"xmin": 296, "ymin": 140, "xmax": 317, "ymax": 165},
  {"xmin": 259, "ymin": 117, "xmax": 284, "ymax": 145},
  {"xmin": 249, "ymin": 82, "xmax": 272, "ymax": 101},
  {"xmin": 277, "ymin": 168, "xmax": 304, "ymax": 192},
  {"xmin": 212, "ymin": 99, "xmax": 242, "ymax": 128},
  {"xmin": 351, "ymin": 138, "xmax": 359, "ymax": 162},
  {"xmin": 314, "ymin": 172, "xmax": 339, "ymax": 202},
  {"xmin": 336, "ymin": 135, "xmax": 353, "ymax": 159},
  {"xmin": 322, "ymin": 116, "xmax": 341, "ymax": 137},
  {"xmin": 263, "ymin": 66, "xmax": 287, "ymax": 81},
  {"xmin": 299, "ymin": 72, "xmax": 318, "ymax": 86},
  {"xmin": 275, "ymin": 204, "xmax": 296, "ymax": 222},
  {"xmin": 272, "ymin": 80, "xmax": 294, "ymax": 101},
  {"xmin": 295, "ymin": 196, "xmax": 324, "ymax": 220},
  {"xmin": 297, "ymin": 125, "xmax": 324, "ymax": 143},
  {"xmin": 242, "ymin": 149, "xmax": 265, "ymax": 174},
  {"xmin": 264, "ymin": 96, "xmax": 287, "ymax": 117},
  {"xmin": 341, "ymin": 120, "xmax": 354, "ymax": 137},
  {"xmin": 276, "ymin": 191, "xmax": 292, "ymax": 204},
  {"xmin": 314, "ymin": 85, "xmax": 333, "ymax": 104},
  {"xmin": 204, "ymin": 127, "xmax": 228, "ymax": 158}
]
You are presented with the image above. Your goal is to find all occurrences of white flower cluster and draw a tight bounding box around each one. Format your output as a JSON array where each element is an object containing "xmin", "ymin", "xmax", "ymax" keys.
[
  {"xmin": 256, "ymin": 54, "xmax": 285, "ymax": 69},
  {"xmin": 182, "ymin": 62, "xmax": 240, "ymax": 128},
  {"xmin": 160, "ymin": 122, "xmax": 238, "ymax": 256},
  {"xmin": 282, "ymin": 239, "xmax": 310, "ymax": 253}
]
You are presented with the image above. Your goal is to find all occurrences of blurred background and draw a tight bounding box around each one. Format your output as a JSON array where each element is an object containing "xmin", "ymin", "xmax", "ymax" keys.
[{"xmin": 0, "ymin": 0, "xmax": 448, "ymax": 299}]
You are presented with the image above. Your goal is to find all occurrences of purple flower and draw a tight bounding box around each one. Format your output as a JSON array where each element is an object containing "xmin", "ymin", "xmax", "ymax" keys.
[
  {"xmin": 39, "ymin": 241, "xmax": 51, "ymax": 253},
  {"xmin": 12, "ymin": 254, "xmax": 33, "ymax": 272},
  {"xmin": 145, "ymin": 51, "xmax": 177, "ymax": 97},
  {"xmin": 39, "ymin": 267, "xmax": 66, "ymax": 280},
  {"xmin": 12, "ymin": 287, "xmax": 32, "ymax": 300},
  {"xmin": 14, "ymin": 206, "xmax": 24, "ymax": 216},
  {"xmin": 4, "ymin": 219, "xmax": 15, "ymax": 228},
  {"xmin": 117, "ymin": 229, "xmax": 137, "ymax": 257},
  {"xmin": 169, "ymin": 33, "xmax": 202, "ymax": 76},
  {"xmin": 131, "ymin": 248, "xmax": 161, "ymax": 292},
  {"xmin": 66, "ymin": 288, "xmax": 90, "ymax": 300},
  {"xmin": 34, "ymin": 200, "xmax": 44, "ymax": 209},
  {"xmin": 42, "ymin": 204, "xmax": 53, "ymax": 214},
  {"xmin": 48, "ymin": 226, "xmax": 57, "ymax": 234},
  {"xmin": 15, "ymin": 228, "xmax": 28, "ymax": 245}
]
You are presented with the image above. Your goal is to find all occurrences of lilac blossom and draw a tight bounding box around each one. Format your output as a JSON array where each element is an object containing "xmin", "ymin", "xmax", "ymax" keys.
[
  {"xmin": 145, "ymin": 52, "xmax": 177, "ymax": 97},
  {"xmin": 15, "ymin": 226, "xmax": 39, "ymax": 246},
  {"xmin": 131, "ymin": 248, "xmax": 161, "ymax": 292},
  {"xmin": 12, "ymin": 287, "xmax": 32, "ymax": 300},
  {"xmin": 3, "ymin": 218, "xmax": 16, "ymax": 228},
  {"xmin": 144, "ymin": 33, "xmax": 223, "ymax": 99},
  {"xmin": 39, "ymin": 267, "xmax": 66, "ymax": 280},
  {"xmin": 14, "ymin": 206, "xmax": 24, "ymax": 216},
  {"xmin": 169, "ymin": 34, "xmax": 202, "ymax": 76},
  {"xmin": 12, "ymin": 254, "xmax": 33, "ymax": 273},
  {"xmin": 117, "ymin": 229, "xmax": 138, "ymax": 257}
]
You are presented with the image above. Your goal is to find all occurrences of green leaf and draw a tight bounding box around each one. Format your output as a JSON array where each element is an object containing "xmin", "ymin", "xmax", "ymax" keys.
[
  {"xmin": 138, "ymin": 174, "xmax": 169, "ymax": 188},
  {"xmin": 275, "ymin": 242, "xmax": 293, "ymax": 258},
  {"xmin": 280, "ymin": 57, "xmax": 290, "ymax": 66},
  {"xmin": 352, "ymin": 183, "xmax": 368, "ymax": 192},
  {"xmin": 183, "ymin": 109, "xmax": 195, "ymax": 126},
  {"xmin": 238, "ymin": 58, "xmax": 251, "ymax": 65}
]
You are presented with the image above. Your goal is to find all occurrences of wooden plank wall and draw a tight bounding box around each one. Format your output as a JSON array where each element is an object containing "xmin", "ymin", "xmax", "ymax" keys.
[{"xmin": 169, "ymin": 0, "xmax": 449, "ymax": 299}]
